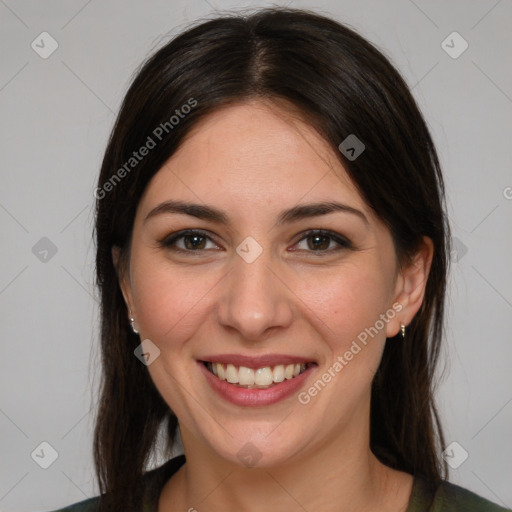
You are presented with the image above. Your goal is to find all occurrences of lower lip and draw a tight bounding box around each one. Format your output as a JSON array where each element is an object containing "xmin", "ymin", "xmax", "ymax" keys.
[{"xmin": 198, "ymin": 361, "xmax": 315, "ymax": 407}]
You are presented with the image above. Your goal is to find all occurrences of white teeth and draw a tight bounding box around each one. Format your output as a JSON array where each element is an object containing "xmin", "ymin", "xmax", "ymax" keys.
[
  {"xmin": 272, "ymin": 364, "xmax": 285, "ymax": 383},
  {"xmin": 216, "ymin": 363, "xmax": 225, "ymax": 380},
  {"xmin": 255, "ymin": 367, "xmax": 273, "ymax": 386},
  {"xmin": 238, "ymin": 366, "xmax": 255, "ymax": 386},
  {"xmin": 207, "ymin": 362, "xmax": 310, "ymax": 387},
  {"xmin": 225, "ymin": 363, "xmax": 239, "ymax": 383}
]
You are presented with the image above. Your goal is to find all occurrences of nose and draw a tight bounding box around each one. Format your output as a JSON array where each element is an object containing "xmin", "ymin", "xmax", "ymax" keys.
[{"xmin": 216, "ymin": 248, "xmax": 294, "ymax": 342}]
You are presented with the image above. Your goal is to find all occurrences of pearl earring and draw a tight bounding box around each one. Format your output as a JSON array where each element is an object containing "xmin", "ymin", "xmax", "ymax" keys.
[{"xmin": 130, "ymin": 316, "xmax": 139, "ymax": 335}]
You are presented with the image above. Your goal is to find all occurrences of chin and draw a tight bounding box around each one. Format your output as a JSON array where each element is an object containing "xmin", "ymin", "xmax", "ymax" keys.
[{"xmin": 195, "ymin": 419, "xmax": 311, "ymax": 469}]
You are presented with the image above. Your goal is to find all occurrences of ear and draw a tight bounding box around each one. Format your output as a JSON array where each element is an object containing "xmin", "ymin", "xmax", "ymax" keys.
[
  {"xmin": 112, "ymin": 246, "xmax": 135, "ymax": 317},
  {"xmin": 385, "ymin": 236, "xmax": 434, "ymax": 338}
]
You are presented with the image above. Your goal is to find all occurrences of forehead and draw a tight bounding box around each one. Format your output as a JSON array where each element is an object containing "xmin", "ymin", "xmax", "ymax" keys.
[{"xmin": 137, "ymin": 100, "xmax": 371, "ymax": 221}]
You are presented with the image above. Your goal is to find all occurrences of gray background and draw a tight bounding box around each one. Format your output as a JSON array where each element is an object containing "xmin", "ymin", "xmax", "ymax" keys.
[{"xmin": 1, "ymin": 0, "xmax": 511, "ymax": 510}]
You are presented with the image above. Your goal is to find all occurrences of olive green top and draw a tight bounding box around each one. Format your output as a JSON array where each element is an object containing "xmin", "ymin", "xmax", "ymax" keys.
[{"xmin": 45, "ymin": 455, "xmax": 510, "ymax": 512}]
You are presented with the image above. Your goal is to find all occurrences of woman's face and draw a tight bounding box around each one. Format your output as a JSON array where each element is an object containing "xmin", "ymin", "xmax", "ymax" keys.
[{"xmin": 118, "ymin": 100, "xmax": 427, "ymax": 467}]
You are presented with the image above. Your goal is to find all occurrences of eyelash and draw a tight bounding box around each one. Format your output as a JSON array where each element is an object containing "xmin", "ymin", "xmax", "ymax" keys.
[{"xmin": 158, "ymin": 229, "xmax": 352, "ymax": 255}]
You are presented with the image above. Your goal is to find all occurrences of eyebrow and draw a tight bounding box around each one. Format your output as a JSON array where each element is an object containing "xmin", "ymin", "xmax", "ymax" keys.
[{"xmin": 144, "ymin": 200, "xmax": 368, "ymax": 226}]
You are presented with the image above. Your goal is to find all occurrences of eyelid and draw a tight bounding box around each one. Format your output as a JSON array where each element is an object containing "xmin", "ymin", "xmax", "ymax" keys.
[
  {"xmin": 159, "ymin": 228, "xmax": 352, "ymax": 254},
  {"xmin": 158, "ymin": 229, "xmax": 222, "ymax": 250},
  {"xmin": 292, "ymin": 229, "xmax": 352, "ymax": 252}
]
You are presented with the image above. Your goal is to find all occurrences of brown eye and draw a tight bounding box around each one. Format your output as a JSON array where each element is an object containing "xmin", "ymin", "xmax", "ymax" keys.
[
  {"xmin": 183, "ymin": 234, "xmax": 207, "ymax": 250},
  {"xmin": 306, "ymin": 234, "xmax": 331, "ymax": 251},
  {"xmin": 160, "ymin": 230, "xmax": 220, "ymax": 252},
  {"xmin": 294, "ymin": 230, "xmax": 352, "ymax": 253}
]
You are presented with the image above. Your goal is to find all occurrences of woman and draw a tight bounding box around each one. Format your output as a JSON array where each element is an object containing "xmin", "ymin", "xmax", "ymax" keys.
[{"xmin": 50, "ymin": 7, "xmax": 509, "ymax": 512}]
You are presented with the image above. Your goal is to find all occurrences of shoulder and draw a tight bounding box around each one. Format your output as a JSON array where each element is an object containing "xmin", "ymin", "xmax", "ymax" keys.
[
  {"xmin": 43, "ymin": 496, "xmax": 100, "ymax": 512},
  {"xmin": 42, "ymin": 454, "xmax": 186, "ymax": 512},
  {"xmin": 434, "ymin": 481, "xmax": 511, "ymax": 511},
  {"xmin": 411, "ymin": 478, "xmax": 511, "ymax": 512}
]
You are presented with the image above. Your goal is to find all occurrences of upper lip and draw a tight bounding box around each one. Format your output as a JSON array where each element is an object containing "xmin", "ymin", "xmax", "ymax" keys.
[{"xmin": 199, "ymin": 354, "xmax": 316, "ymax": 368}]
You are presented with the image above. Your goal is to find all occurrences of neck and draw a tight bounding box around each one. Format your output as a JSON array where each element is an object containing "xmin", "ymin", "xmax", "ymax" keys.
[{"xmin": 159, "ymin": 406, "xmax": 412, "ymax": 512}]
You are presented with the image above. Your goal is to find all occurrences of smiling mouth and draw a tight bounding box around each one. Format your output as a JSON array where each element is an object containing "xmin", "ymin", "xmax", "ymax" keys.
[{"xmin": 202, "ymin": 361, "xmax": 316, "ymax": 389}]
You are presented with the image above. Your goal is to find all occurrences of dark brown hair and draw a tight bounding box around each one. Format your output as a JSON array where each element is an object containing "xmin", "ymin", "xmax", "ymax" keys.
[{"xmin": 94, "ymin": 7, "xmax": 450, "ymax": 510}]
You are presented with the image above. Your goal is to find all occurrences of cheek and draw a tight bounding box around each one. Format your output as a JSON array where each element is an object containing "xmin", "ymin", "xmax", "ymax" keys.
[
  {"xmin": 295, "ymin": 264, "xmax": 393, "ymax": 355},
  {"xmin": 292, "ymin": 267, "xmax": 393, "ymax": 420},
  {"xmin": 130, "ymin": 256, "xmax": 220, "ymax": 346}
]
